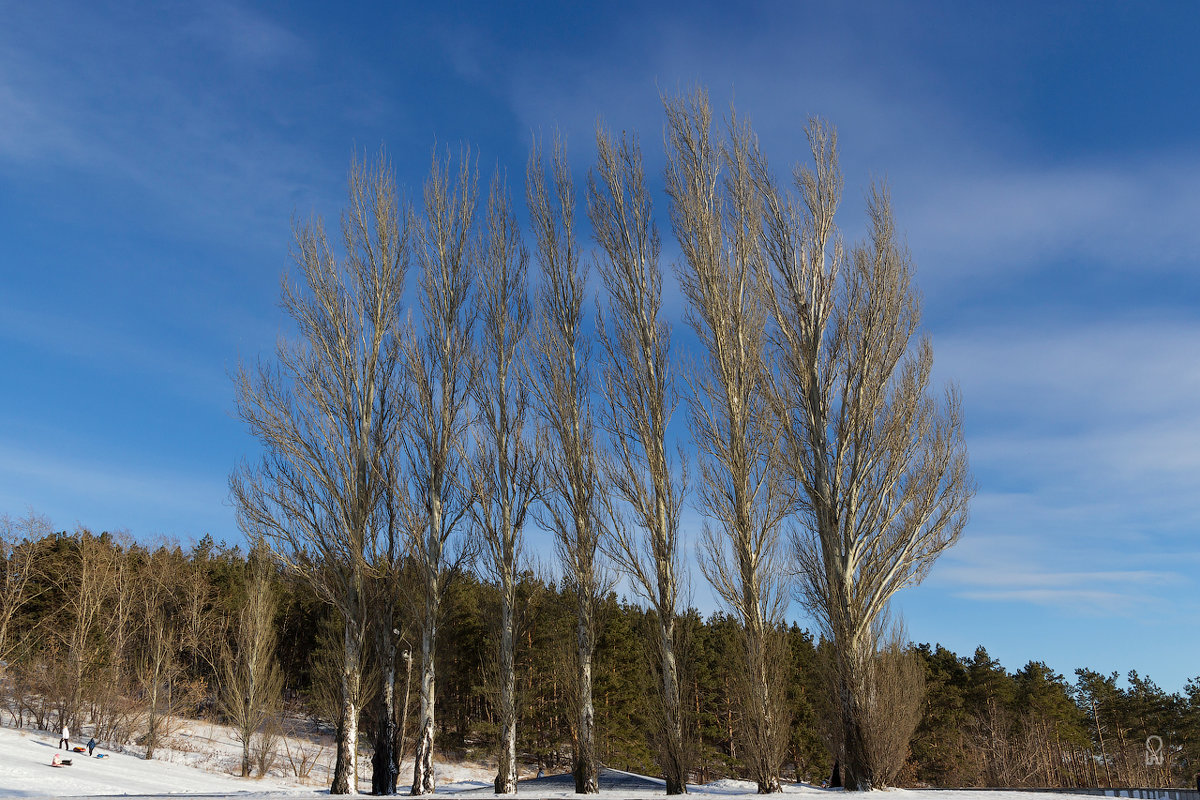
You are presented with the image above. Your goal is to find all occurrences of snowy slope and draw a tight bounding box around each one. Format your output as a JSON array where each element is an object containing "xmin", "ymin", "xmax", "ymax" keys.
[
  {"xmin": 0, "ymin": 725, "xmax": 298, "ymax": 798},
  {"xmin": 0, "ymin": 724, "xmax": 1139, "ymax": 800}
]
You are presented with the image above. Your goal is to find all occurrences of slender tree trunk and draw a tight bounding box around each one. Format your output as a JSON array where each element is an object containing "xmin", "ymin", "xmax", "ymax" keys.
[
  {"xmin": 659, "ymin": 614, "xmax": 686, "ymax": 795},
  {"xmin": 573, "ymin": 592, "xmax": 598, "ymax": 794},
  {"xmin": 1114, "ymin": 723, "xmax": 1131, "ymax": 786},
  {"xmin": 1092, "ymin": 700, "xmax": 1113, "ymax": 787},
  {"xmin": 372, "ymin": 615, "xmax": 398, "ymax": 795},
  {"xmin": 332, "ymin": 613, "xmax": 364, "ymax": 795},
  {"xmin": 398, "ymin": 650, "xmax": 412, "ymax": 773},
  {"xmin": 146, "ymin": 672, "xmax": 159, "ymax": 760},
  {"xmin": 495, "ymin": 575, "xmax": 517, "ymax": 794},
  {"xmin": 746, "ymin": 613, "xmax": 782, "ymax": 793},
  {"xmin": 411, "ymin": 576, "xmax": 439, "ymax": 796}
]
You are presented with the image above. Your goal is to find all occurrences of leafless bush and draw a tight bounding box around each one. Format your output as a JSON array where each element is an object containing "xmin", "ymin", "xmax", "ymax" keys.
[
  {"xmin": 281, "ymin": 720, "xmax": 326, "ymax": 782},
  {"xmin": 91, "ymin": 676, "xmax": 141, "ymax": 744},
  {"xmin": 251, "ymin": 716, "xmax": 282, "ymax": 778},
  {"xmin": 814, "ymin": 621, "xmax": 925, "ymax": 789},
  {"xmin": 862, "ymin": 635, "xmax": 925, "ymax": 787}
]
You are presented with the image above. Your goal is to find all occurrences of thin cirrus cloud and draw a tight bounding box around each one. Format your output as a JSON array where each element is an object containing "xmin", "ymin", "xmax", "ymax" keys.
[
  {"xmin": 901, "ymin": 156, "xmax": 1200, "ymax": 279},
  {"xmin": 0, "ymin": 5, "xmax": 329, "ymax": 247},
  {"xmin": 0, "ymin": 441, "xmax": 229, "ymax": 536},
  {"xmin": 922, "ymin": 319, "xmax": 1200, "ymax": 619}
]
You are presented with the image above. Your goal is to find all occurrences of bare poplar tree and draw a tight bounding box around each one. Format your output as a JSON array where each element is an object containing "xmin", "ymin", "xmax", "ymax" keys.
[
  {"xmin": 0, "ymin": 511, "xmax": 49, "ymax": 669},
  {"xmin": 589, "ymin": 126, "xmax": 689, "ymax": 794},
  {"xmin": 219, "ymin": 544, "xmax": 284, "ymax": 778},
  {"xmin": 231, "ymin": 153, "xmax": 410, "ymax": 795},
  {"xmin": 527, "ymin": 136, "xmax": 604, "ymax": 794},
  {"xmin": 403, "ymin": 148, "xmax": 477, "ymax": 796},
  {"xmin": 135, "ymin": 546, "xmax": 183, "ymax": 761},
  {"xmin": 470, "ymin": 172, "xmax": 539, "ymax": 794},
  {"xmin": 662, "ymin": 91, "xmax": 790, "ymax": 794},
  {"xmin": 757, "ymin": 120, "xmax": 973, "ymax": 790},
  {"xmin": 57, "ymin": 528, "xmax": 119, "ymax": 730}
]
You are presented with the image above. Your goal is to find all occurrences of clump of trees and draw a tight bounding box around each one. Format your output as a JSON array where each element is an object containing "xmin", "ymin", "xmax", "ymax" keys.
[{"xmin": 5, "ymin": 88, "xmax": 991, "ymax": 795}]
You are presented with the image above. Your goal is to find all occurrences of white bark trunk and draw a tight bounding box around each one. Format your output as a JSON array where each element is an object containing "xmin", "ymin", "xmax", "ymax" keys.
[
  {"xmin": 411, "ymin": 581, "xmax": 438, "ymax": 795},
  {"xmin": 495, "ymin": 578, "xmax": 517, "ymax": 794},
  {"xmin": 574, "ymin": 595, "xmax": 598, "ymax": 793},
  {"xmin": 331, "ymin": 616, "xmax": 363, "ymax": 795}
]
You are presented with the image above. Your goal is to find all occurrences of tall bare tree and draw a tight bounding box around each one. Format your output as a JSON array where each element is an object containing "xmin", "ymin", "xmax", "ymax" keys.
[
  {"xmin": 469, "ymin": 172, "xmax": 539, "ymax": 794},
  {"xmin": 589, "ymin": 126, "xmax": 689, "ymax": 794},
  {"xmin": 219, "ymin": 543, "xmax": 284, "ymax": 778},
  {"xmin": 231, "ymin": 152, "xmax": 410, "ymax": 795},
  {"xmin": 135, "ymin": 546, "xmax": 186, "ymax": 761},
  {"xmin": 57, "ymin": 527, "xmax": 119, "ymax": 731},
  {"xmin": 403, "ymin": 148, "xmax": 478, "ymax": 796},
  {"xmin": 663, "ymin": 91, "xmax": 791, "ymax": 794},
  {"xmin": 0, "ymin": 510, "xmax": 50, "ymax": 669},
  {"xmin": 527, "ymin": 136, "xmax": 605, "ymax": 794},
  {"xmin": 757, "ymin": 120, "xmax": 973, "ymax": 790}
]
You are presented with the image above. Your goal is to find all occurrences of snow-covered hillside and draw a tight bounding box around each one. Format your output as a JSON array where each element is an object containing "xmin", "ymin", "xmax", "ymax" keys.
[
  {"xmin": 0, "ymin": 723, "xmax": 294, "ymax": 797},
  {"xmin": 0, "ymin": 723, "xmax": 1148, "ymax": 800},
  {"xmin": 0, "ymin": 720, "xmax": 495, "ymax": 798}
]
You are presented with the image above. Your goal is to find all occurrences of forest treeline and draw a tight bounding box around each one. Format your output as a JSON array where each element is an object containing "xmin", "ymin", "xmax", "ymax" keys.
[{"xmin": 1, "ymin": 520, "xmax": 1197, "ymax": 790}]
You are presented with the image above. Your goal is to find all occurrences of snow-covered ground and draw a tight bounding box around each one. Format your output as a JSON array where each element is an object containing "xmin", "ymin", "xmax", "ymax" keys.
[
  {"xmin": 0, "ymin": 722, "xmax": 1138, "ymax": 800},
  {"xmin": 0, "ymin": 720, "xmax": 493, "ymax": 798}
]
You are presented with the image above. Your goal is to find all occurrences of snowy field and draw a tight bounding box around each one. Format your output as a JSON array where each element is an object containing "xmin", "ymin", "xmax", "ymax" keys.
[
  {"xmin": 0, "ymin": 720, "xmax": 492, "ymax": 798},
  {"xmin": 0, "ymin": 723, "xmax": 1142, "ymax": 800}
]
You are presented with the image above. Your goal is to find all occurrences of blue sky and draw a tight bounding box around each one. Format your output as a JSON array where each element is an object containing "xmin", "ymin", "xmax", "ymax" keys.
[{"xmin": 3, "ymin": 1, "xmax": 1200, "ymax": 690}]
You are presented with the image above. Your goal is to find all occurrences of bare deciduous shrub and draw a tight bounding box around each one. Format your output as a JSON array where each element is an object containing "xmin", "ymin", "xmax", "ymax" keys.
[
  {"xmin": 251, "ymin": 716, "xmax": 282, "ymax": 778},
  {"xmin": 281, "ymin": 719, "xmax": 326, "ymax": 782},
  {"xmin": 219, "ymin": 546, "xmax": 283, "ymax": 777},
  {"xmin": 862, "ymin": 634, "xmax": 925, "ymax": 788}
]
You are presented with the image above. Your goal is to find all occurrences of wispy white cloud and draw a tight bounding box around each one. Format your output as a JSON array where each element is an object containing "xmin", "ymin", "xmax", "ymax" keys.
[
  {"xmin": 0, "ymin": 4, "xmax": 332, "ymax": 246},
  {"xmin": 184, "ymin": 1, "xmax": 309, "ymax": 69},
  {"xmin": 0, "ymin": 441, "xmax": 229, "ymax": 537},
  {"xmin": 921, "ymin": 319, "xmax": 1200, "ymax": 617},
  {"xmin": 901, "ymin": 157, "xmax": 1200, "ymax": 280}
]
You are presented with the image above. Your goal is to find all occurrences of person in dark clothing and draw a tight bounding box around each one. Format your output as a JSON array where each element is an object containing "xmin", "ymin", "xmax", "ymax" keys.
[{"xmin": 87, "ymin": 738, "xmax": 96, "ymax": 756}]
